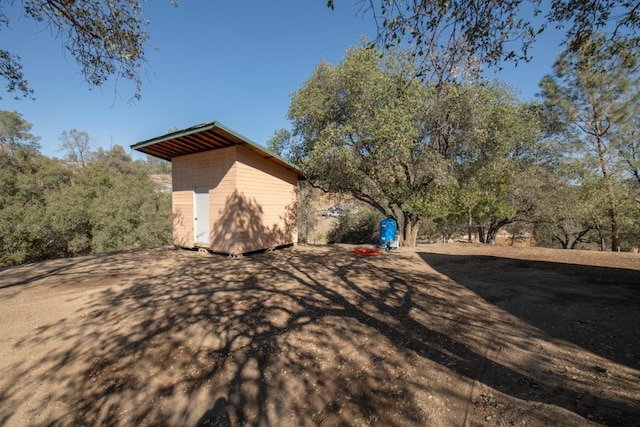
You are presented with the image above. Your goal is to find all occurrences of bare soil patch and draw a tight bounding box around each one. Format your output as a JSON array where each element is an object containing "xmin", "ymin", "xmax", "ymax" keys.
[{"xmin": 0, "ymin": 243, "xmax": 638, "ymax": 426}]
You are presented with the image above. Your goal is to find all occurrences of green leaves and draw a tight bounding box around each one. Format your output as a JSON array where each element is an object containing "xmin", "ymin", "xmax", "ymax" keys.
[
  {"xmin": 541, "ymin": 33, "xmax": 640, "ymax": 250},
  {"xmin": 287, "ymin": 33, "xmax": 638, "ymax": 248},
  {"xmin": 4, "ymin": 0, "xmax": 150, "ymax": 100},
  {"xmin": 0, "ymin": 111, "xmax": 41, "ymax": 153},
  {"xmin": 0, "ymin": 50, "xmax": 34, "ymax": 100},
  {"xmin": 288, "ymin": 43, "xmax": 545, "ymax": 245},
  {"xmin": 353, "ymin": 0, "xmax": 640, "ymax": 84},
  {"xmin": 0, "ymin": 135, "xmax": 171, "ymax": 265}
]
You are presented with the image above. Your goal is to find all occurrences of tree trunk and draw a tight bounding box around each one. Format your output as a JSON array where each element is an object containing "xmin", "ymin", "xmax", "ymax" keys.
[
  {"xmin": 467, "ymin": 209, "xmax": 473, "ymax": 243},
  {"xmin": 477, "ymin": 224, "xmax": 486, "ymax": 243},
  {"xmin": 478, "ymin": 219, "xmax": 509, "ymax": 245},
  {"xmin": 609, "ymin": 205, "xmax": 620, "ymax": 251},
  {"xmin": 553, "ymin": 227, "xmax": 570, "ymax": 249},
  {"xmin": 569, "ymin": 239, "xmax": 578, "ymax": 250},
  {"xmin": 594, "ymin": 224, "xmax": 606, "ymax": 251},
  {"xmin": 399, "ymin": 213, "xmax": 421, "ymax": 246},
  {"xmin": 595, "ymin": 133, "xmax": 620, "ymax": 251},
  {"xmin": 486, "ymin": 223, "xmax": 499, "ymax": 245}
]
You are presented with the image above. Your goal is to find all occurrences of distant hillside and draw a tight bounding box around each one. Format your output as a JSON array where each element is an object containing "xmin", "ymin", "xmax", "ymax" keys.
[{"xmin": 151, "ymin": 174, "xmax": 172, "ymax": 192}]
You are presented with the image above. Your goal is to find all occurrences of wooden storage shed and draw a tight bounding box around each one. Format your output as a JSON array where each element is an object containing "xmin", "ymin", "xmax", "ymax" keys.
[{"xmin": 131, "ymin": 121, "xmax": 305, "ymax": 255}]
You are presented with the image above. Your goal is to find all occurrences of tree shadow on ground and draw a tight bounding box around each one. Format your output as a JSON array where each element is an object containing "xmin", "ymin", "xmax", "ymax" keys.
[
  {"xmin": 0, "ymin": 246, "xmax": 638, "ymax": 426},
  {"xmin": 0, "ymin": 247, "xmax": 164, "ymax": 293},
  {"xmin": 418, "ymin": 252, "xmax": 640, "ymax": 371}
]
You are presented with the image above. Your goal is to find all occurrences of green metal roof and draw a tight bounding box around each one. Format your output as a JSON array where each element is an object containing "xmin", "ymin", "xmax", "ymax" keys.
[{"xmin": 131, "ymin": 121, "xmax": 305, "ymax": 179}]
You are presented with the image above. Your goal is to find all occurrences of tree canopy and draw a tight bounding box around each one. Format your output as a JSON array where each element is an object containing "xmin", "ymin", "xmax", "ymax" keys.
[
  {"xmin": 287, "ymin": 44, "xmax": 543, "ymax": 246},
  {"xmin": 5, "ymin": 1, "xmax": 638, "ymax": 100},
  {"xmin": 333, "ymin": 0, "xmax": 640, "ymax": 81},
  {"xmin": 0, "ymin": 0, "xmax": 179, "ymax": 100},
  {"xmin": 0, "ymin": 112, "xmax": 172, "ymax": 265},
  {"xmin": 0, "ymin": 110, "xmax": 41, "ymax": 153},
  {"xmin": 540, "ymin": 34, "xmax": 640, "ymax": 251},
  {"xmin": 58, "ymin": 128, "xmax": 94, "ymax": 168}
]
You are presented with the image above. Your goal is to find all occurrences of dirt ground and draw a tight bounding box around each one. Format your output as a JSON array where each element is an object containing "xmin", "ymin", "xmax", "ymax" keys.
[{"xmin": 0, "ymin": 243, "xmax": 638, "ymax": 427}]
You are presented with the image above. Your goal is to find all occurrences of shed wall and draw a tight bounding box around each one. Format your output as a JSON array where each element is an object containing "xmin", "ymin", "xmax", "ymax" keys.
[
  {"xmin": 216, "ymin": 145, "xmax": 298, "ymax": 254},
  {"xmin": 171, "ymin": 147, "xmax": 236, "ymax": 248},
  {"xmin": 171, "ymin": 145, "xmax": 298, "ymax": 254}
]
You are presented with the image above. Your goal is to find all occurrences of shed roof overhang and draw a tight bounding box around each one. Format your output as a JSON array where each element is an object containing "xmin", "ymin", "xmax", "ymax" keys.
[{"xmin": 131, "ymin": 121, "xmax": 305, "ymax": 179}]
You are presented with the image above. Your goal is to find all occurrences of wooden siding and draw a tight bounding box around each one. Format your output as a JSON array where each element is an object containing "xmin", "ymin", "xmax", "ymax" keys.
[
  {"xmin": 171, "ymin": 147, "xmax": 236, "ymax": 248},
  {"xmin": 212, "ymin": 145, "xmax": 297, "ymax": 254},
  {"xmin": 171, "ymin": 145, "xmax": 298, "ymax": 254}
]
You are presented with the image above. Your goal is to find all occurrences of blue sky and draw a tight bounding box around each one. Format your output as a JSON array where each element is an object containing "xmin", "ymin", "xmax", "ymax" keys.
[{"xmin": 2, "ymin": 1, "xmax": 563, "ymax": 160}]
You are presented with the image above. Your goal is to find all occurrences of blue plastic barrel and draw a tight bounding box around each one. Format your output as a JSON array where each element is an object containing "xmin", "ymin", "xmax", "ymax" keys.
[{"xmin": 379, "ymin": 218, "xmax": 397, "ymax": 246}]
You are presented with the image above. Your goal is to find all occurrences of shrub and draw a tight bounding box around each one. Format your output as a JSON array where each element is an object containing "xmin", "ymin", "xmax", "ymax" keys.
[{"xmin": 327, "ymin": 208, "xmax": 382, "ymax": 245}]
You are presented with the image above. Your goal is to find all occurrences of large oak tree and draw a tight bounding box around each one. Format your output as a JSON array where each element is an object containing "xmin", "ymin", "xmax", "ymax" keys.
[{"xmin": 288, "ymin": 44, "xmax": 541, "ymax": 246}]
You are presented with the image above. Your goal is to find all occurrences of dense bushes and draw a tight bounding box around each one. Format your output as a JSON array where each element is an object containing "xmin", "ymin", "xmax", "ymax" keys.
[
  {"xmin": 327, "ymin": 208, "xmax": 383, "ymax": 245},
  {"xmin": 0, "ymin": 147, "xmax": 172, "ymax": 265}
]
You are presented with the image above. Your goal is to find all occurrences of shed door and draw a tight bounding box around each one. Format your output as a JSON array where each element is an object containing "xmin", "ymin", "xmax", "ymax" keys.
[{"xmin": 194, "ymin": 186, "xmax": 210, "ymax": 245}]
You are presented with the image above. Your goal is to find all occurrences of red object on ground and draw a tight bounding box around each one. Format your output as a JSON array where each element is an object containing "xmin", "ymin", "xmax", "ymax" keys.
[{"xmin": 352, "ymin": 247, "xmax": 380, "ymax": 256}]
